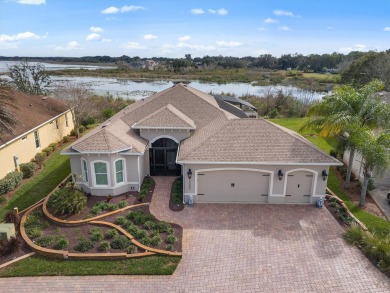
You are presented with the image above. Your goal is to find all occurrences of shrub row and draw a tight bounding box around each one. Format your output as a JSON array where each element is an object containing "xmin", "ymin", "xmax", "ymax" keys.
[
  {"xmin": 0, "ymin": 171, "xmax": 23, "ymax": 195},
  {"xmin": 138, "ymin": 177, "xmax": 153, "ymax": 202},
  {"xmin": 19, "ymin": 162, "xmax": 36, "ymax": 179}
]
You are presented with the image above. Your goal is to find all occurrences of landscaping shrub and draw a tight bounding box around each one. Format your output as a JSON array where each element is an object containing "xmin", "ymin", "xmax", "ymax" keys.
[
  {"xmin": 81, "ymin": 116, "xmax": 96, "ymax": 126},
  {"xmin": 47, "ymin": 186, "xmax": 87, "ymax": 215},
  {"xmin": 135, "ymin": 229, "xmax": 147, "ymax": 239},
  {"xmin": 36, "ymin": 236, "xmax": 55, "ymax": 247},
  {"xmin": 91, "ymin": 231, "xmax": 104, "ymax": 242},
  {"xmin": 3, "ymin": 211, "xmax": 19, "ymax": 225},
  {"xmin": 166, "ymin": 244, "xmax": 173, "ymax": 251},
  {"xmin": 70, "ymin": 129, "xmax": 77, "ymax": 137},
  {"xmin": 106, "ymin": 203, "xmax": 118, "ymax": 211},
  {"xmin": 344, "ymin": 224, "xmax": 364, "ymax": 245},
  {"xmin": 0, "ymin": 237, "xmax": 20, "ymax": 255},
  {"xmin": 42, "ymin": 146, "xmax": 54, "ymax": 156},
  {"xmin": 74, "ymin": 238, "xmax": 94, "ymax": 252},
  {"xmin": 48, "ymin": 142, "xmax": 57, "ymax": 149},
  {"xmin": 78, "ymin": 125, "xmax": 86, "ymax": 134},
  {"xmin": 19, "ymin": 162, "xmax": 36, "ymax": 179},
  {"xmin": 105, "ymin": 229, "xmax": 119, "ymax": 239},
  {"xmin": 127, "ymin": 244, "xmax": 138, "ymax": 254},
  {"xmin": 167, "ymin": 234, "xmax": 177, "ymax": 244},
  {"xmin": 90, "ymin": 206, "xmax": 102, "ymax": 215},
  {"xmin": 34, "ymin": 153, "xmax": 46, "ymax": 169},
  {"xmin": 133, "ymin": 213, "xmax": 147, "ymax": 225},
  {"xmin": 98, "ymin": 241, "xmax": 111, "ymax": 252},
  {"xmin": 54, "ymin": 238, "xmax": 69, "ymax": 250},
  {"xmin": 150, "ymin": 235, "xmax": 162, "ymax": 246},
  {"xmin": 126, "ymin": 210, "xmax": 144, "ymax": 220},
  {"xmin": 26, "ymin": 226, "xmax": 42, "ymax": 238},
  {"xmin": 125, "ymin": 224, "xmax": 139, "ymax": 235},
  {"xmin": 117, "ymin": 200, "xmax": 127, "ymax": 209},
  {"xmin": 0, "ymin": 171, "xmax": 23, "ymax": 195},
  {"xmin": 62, "ymin": 135, "xmax": 70, "ymax": 143},
  {"xmin": 367, "ymin": 179, "xmax": 376, "ymax": 192},
  {"xmin": 111, "ymin": 235, "xmax": 131, "ymax": 249},
  {"xmin": 144, "ymin": 220, "xmax": 155, "ymax": 230},
  {"xmin": 172, "ymin": 177, "xmax": 183, "ymax": 205},
  {"xmin": 140, "ymin": 237, "xmax": 151, "ymax": 246},
  {"xmin": 156, "ymin": 221, "xmax": 172, "ymax": 233},
  {"xmin": 114, "ymin": 216, "xmax": 129, "ymax": 226},
  {"xmin": 329, "ymin": 149, "xmax": 338, "ymax": 158}
]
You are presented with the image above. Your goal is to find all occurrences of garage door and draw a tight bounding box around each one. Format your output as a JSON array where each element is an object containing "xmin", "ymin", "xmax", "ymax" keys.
[
  {"xmin": 196, "ymin": 170, "xmax": 270, "ymax": 203},
  {"xmin": 285, "ymin": 171, "xmax": 313, "ymax": 203}
]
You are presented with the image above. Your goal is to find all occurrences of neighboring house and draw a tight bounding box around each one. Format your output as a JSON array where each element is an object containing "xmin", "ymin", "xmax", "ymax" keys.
[
  {"xmin": 0, "ymin": 91, "xmax": 74, "ymax": 179},
  {"xmin": 343, "ymin": 91, "xmax": 390, "ymax": 185},
  {"xmin": 63, "ymin": 83, "xmax": 341, "ymax": 204}
]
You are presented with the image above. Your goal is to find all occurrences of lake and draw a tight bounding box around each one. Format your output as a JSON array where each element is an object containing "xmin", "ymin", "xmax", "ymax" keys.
[
  {"xmin": 0, "ymin": 61, "xmax": 325, "ymax": 100},
  {"xmin": 0, "ymin": 61, "xmax": 114, "ymax": 72}
]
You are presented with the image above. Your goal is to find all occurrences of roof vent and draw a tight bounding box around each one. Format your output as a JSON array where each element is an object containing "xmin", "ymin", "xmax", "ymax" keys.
[{"xmin": 29, "ymin": 104, "xmax": 32, "ymax": 107}]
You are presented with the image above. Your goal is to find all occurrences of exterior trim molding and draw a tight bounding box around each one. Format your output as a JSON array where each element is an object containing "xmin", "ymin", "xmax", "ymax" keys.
[
  {"xmin": 149, "ymin": 135, "xmax": 180, "ymax": 144},
  {"xmin": 90, "ymin": 160, "xmax": 111, "ymax": 188}
]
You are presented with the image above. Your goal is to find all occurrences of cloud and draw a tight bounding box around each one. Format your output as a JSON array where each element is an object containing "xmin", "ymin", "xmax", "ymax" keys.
[
  {"xmin": 178, "ymin": 36, "xmax": 191, "ymax": 42},
  {"xmin": 86, "ymin": 33, "xmax": 101, "ymax": 41},
  {"xmin": 55, "ymin": 41, "xmax": 81, "ymax": 51},
  {"xmin": 263, "ymin": 18, "xmax": 278, "ymax": 24},
  {"xmin": 278, "ymin": 25, "xmax": 291, "ymax": 31},
  {"xmin": 144, "ymin": 34, "xmax": 158, "ymax": 40},
  {"xmin": 90, "ymin": 27, "xmax": 103, "ymax": 33},
  {"xmin": 216, "ymin": 8, "xmax": 228, "ymax": 15},
  {"xmin": 273, "ymin": 10, "xmax": 299, "ymax": 17},
  {"xmin": 176, "ymin": 42, "xmax": 216, "ymax": 51},
  {"xmin": 216, "ymin": 41, "xmax": 242, "ymax": 47},
  {"xmin": 121, "ymin": 42, "xmax": 145, "ymax": 50},
  {"xmin": 101, "ymin": 5, "xmax": 145, "ymax": 14},
  {"xmin": 16, "ymin": 0, "xmax": 45, "ymax": 5},
  {"xmin": 101, "ymin": 6, "xmax": 119, "ymax": 14},
  {"xmin": 339, "ymin": 44, "xmax": 367, "ymax": 53},
  {"xmin": 0, "ymin": 31, "xmax": 43, "ymax": 42},
  {"xmin": 191, "ymin": 8, "xmax": 205, "ymax": 15},
  {"xmin": 121, "ymin": 5, "xmax": 145, "ymax": 12},
  {"xmin": 384, "ymin": 27, "xmax": 390, "ymax": 32},
  {"xmin": 258, "ymin": 27, "xmax": 266, "ymax": 31}
]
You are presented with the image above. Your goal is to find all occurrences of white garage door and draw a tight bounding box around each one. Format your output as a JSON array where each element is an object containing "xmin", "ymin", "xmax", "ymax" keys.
[
  {"xmin": 196, "ymin": 170, "xmax": 270, "ymax": 203},
  {"xmin": 285, "ymin": 171, "xmax": 313, "ymax": 203}
]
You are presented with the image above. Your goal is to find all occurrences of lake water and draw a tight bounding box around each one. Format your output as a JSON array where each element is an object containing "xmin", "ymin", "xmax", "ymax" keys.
[
  {"xmin": 0, "ymin": 60, "xmax": 113, "ymax": 72},
  {"xmin": 0, "ymin": 61, "xmax": 325, "ymax": 100}
]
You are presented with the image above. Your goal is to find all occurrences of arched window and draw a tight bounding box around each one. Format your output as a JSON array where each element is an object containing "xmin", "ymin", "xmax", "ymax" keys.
[
  {"xmin": 152, "ymin": 138, "xmax": 178, "ymax": 148},
  {"xmin": 92, "ymin": 161, "xmax": 110, "ymax": 187},
  {"xmin": 114, "ymin": 159, "xmax": 125, "ymax": 185}
]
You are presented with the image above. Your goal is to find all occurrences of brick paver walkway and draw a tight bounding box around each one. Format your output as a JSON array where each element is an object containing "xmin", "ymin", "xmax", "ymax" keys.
[{"xmin": 1, "ymin": 176, "xmax": 390, "ymax": 292}]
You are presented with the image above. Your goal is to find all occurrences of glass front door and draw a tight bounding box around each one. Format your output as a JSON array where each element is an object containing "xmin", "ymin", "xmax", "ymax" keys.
[{"xmin": 149, "ymin": 138, "xmax": 181, "ymax": 176}]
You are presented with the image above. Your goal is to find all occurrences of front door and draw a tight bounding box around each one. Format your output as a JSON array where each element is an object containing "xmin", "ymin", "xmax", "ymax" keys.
[{"xmin": 149, "ymin": 138, "xmax": 181, "ymax": 176}]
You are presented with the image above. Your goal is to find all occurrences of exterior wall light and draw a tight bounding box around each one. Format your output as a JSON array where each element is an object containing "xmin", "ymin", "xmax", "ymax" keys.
[
  {"xmin": 322, "ymin": 170, "xmax": 328, "ymax": 181},
  {"xmin": 278, "ymin": 169, "xmax": 284, "ymax": 180},
  {"xmin": 187, "ymin": 168, "xmax": 192, "ymax": 179}
]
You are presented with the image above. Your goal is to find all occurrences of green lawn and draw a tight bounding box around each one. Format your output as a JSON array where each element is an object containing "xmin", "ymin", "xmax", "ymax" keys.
[
  {"xmin": 0, "ymin": 255, "xmax": 180, "ymax": 277},
  {"xmin": 271, "ymin": 117, "xmax": 390, "ymax": 235},
  {"xmin": 0, "ymin": 143, "xmax": 71, "ymax": 219}
]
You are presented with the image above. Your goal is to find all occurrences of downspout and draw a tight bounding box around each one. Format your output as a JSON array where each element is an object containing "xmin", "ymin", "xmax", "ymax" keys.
[{"xmin": 137, "ymin": 156, "xmax": 141, "ymax": 192}]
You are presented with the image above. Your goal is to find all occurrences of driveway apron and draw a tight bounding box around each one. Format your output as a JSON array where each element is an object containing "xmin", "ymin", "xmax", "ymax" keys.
[{"xmin": 0, "ymin": 176, "xmax": 389, "ymax": 292}]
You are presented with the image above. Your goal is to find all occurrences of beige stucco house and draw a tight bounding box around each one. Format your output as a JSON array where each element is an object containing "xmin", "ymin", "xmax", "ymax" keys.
[
  {"xmin": 63, "ymin": 83, "xmax": 341, "ymax": 204},
  {"xmin": 0, "ymin": 91, "xmax": 74, "ymax": 179}
]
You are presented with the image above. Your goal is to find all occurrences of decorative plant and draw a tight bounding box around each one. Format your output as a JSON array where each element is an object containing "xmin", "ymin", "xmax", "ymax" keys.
[{"xmin": 47, "ymin": 186, "xmax": 87, "ymax": 215}]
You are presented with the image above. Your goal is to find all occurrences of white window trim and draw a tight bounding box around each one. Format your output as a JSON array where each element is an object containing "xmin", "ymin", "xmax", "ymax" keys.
[
  {"xmin": 114, "ymin": 158, "xmax": 126, "ymax": 186},
  {"xmin": 91, "ymin": 160, "xmax": 110, "ymax": 187},
  {"xmin": 81, "ymin": 158, "xmax": 89, "ymax": 184}
]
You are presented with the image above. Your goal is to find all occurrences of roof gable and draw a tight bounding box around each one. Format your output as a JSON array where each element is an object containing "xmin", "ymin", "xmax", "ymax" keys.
[{"xmin": 132, "ymin": 104, "xmax": 196, "ymax": 129}]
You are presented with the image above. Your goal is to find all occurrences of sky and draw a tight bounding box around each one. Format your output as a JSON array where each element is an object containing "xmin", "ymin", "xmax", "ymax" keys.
[{"xmin": 0, "ymin": 0, "xmax": 389, "ymax": 58}]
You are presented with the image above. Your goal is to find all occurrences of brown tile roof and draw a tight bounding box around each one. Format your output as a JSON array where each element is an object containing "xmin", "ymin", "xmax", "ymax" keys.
[
  {"xmin": 0, "ymin": 90, "xmax": 70, "ymax": 146},
  {"xmin": 132, "ymin": 104, "xmax": 196, "ymax": 129},
  {"xmin": 177, "ymin": 119, "xmax": 341, "ymax": 164}
]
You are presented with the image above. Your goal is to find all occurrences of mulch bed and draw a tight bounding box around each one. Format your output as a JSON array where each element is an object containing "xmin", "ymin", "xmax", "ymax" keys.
[
  {"xmin": 0, "ymin": 228, "xmax": 32, "ymax": 266},
  {"xmin": 169, "ymin": 178, "xmax": 184, "ymax": 212},
  {"xmin": 324, "ymin": 200, "xmax": 350, "ymax": 228}
]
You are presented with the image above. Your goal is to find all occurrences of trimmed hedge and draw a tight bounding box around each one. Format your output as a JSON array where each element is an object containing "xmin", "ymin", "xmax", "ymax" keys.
[
  {"xmin": 19, "ymin": 162, "xmax": 36, "ymax": 179},
  {"xmin": 0, "ymin": 171, "xmax": 23, "ymax": 195}
]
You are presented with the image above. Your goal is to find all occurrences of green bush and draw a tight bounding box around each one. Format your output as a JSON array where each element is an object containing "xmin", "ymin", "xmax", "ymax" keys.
[
  {"xmin": 74, "ymin": 238, "xmax": 94, "ymax": 252},
  {"xmin": 34, "ymin": 153, "xmax": 46, "ymax": 168},
  {"xmin": 106, "ymin": 203, "xmax": 118, "ymax": 211},
  {"xmin": 105, "ymin": 229, "xmax": 119, "ymax": 239},
  {"xmin": 79, "ymin": 125, "xmax": 86, "ymax": 134},
  {"xmin": 19, "ymin": 162, "xmax": 36, "ymax": 179},
  {"xmin": 54, "ymin": 238, "xmax": 69, "ymax": 250},
  {"xmin": 367, "ymin": 179, "xmax": 376, "ymax": 192},
  {"xmin": 98, "ymin": 241, "xmax": 111, "ymax": 252},
  {"xmin": 329, "ymin": 149, "xmax": 338, "ymax": 158},
  {"xmin": 48, "ymin": 142, "xmax": 57, "ymax": 149},
  {"xmin": 3, "ymin": 211, "xmax": 19, "ymax": 224},
  {"xmin": 0, "ymin": 237, "xmax": 20, "ymax": 256},
  {"xmin": 111, "ymin": 236, "xmax": 131, "ymax": 249},
  {"xmin": 166, "ymin": 244, "xmax": 173, "ymax": 251},
  {"xmin": 47, "ymin": 186, "xmax": 87, "ymax": 215},
  {"xmin": 36, "ymin": 236, "xmax": 55, "ymax": 248},
  {"xmin": 150, "ymin": 235, "xmax": 162, "ymax": 246},
  {"xmin": 42, "ymin": 146, "xmax": 54, "ymax": 156},
  {"xmin": 26, "ymin": 226, "xmax": 42, "ymax": 238},
  {"xmin": 133, "ymin": 213, "xmax": 147, "ymax": 225},
  {"xmin": 0, "ymin": 171, "xmax": 23, "ymax": 195},
  {"xmin": 144, "ymin": 220, "xmax": 155, "ymax": 230},
  {"xmin": 62, "ymin": 135, "xmax": 69, "ymax": 143},
  {"xmin": 156, "ymin": 221, "xmax": 172, "ymax": 233},
  {"xmin": 114, "ymin": 216, "xmax": 129, "ymax": 226},
  {"xmin": 117, "ymin": 200, "xmax": 127, "ymax": 209},
  {"xmin": 81, "ymin": 116, "xmax": 96, "ymax": 126},
  {"xmin": 140, "ymin": 237, "xmax": 151, "ymax": 246},
  {"xmin": 127, "ymin": 245, "xmax": 138, "ymax": 254},
  {"xmin": 172, "ymin": 177, "xmax": 183, "ymax": 205},
  {"xmin": 135, "ymin": 230, "xmax": 147, "ymax": 239},
  {"xmin": 167, "ymin": 234, "xmax": 177, "ymax": 244},
  {"xmin": 344, "ymin": 224, "xmax": 364, "ymax": 245},
  {"xmin": 91, "ymin": 231, "xmax": 104, "ymax": 242},
  {"xmin": 70, "ymin": 129, "xmax": 77, "ymax": 136},
  {"xmin": 125, "ymin": 224, "xmax": 139, "ymax": 235}
]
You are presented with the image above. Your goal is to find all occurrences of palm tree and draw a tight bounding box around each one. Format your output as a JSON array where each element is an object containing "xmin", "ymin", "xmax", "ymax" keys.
[
  {"xmin": 0, "ymin": 85, "xmax": 17, "ymax": 136},
  {"xmin": 300, "ymin": 79, "xmax": 390, "ymax": 188},
  {"xmin": 351, "ymin": 129, "xmax": 390, "ymax": 207}
]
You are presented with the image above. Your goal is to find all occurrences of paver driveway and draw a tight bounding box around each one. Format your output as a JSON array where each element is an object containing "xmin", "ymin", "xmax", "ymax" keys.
[{"xmin": 1, "ymin": 176, "xmax": 390, "ymax": 292}]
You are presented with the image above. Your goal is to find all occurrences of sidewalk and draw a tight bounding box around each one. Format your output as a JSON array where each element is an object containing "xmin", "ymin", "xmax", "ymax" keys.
[{"xmin": 369, "ymin": 185, "xmax": 390, "ymax": 221}]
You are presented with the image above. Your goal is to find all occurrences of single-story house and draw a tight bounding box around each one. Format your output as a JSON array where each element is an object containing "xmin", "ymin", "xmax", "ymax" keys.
[
  {"xmin": 0, "ymin": 91, "xmax": 74, "ymax": 179},
  {"xmin": 63, "ymin": 83, "xmax": 341, "ymax": 204}
]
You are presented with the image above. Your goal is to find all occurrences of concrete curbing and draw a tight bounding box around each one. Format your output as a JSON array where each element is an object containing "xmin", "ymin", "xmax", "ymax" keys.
[{"xmin": 0, "ymin": 252, "xmax": 36, "ymax": 269}]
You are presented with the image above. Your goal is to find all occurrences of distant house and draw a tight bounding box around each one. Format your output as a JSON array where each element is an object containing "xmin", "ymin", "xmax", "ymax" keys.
[
  {"xmin": 64, "ymin": 84, "xmax": 341, "ymax": 204},
  {"xmin": 0, "ymin": 91, "xmax": 74, "ymax": 179}
]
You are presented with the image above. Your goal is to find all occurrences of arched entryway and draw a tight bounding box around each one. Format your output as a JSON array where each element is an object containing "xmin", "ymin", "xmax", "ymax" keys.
[{"xmin": 149, "ymin": 137, "xmax": 181, "ymax": 176}]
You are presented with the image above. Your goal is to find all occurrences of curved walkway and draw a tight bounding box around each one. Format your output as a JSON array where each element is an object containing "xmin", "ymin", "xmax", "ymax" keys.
[{"xmin": 1, "ymin": 176, "xmax": 390, "ymax": 292}]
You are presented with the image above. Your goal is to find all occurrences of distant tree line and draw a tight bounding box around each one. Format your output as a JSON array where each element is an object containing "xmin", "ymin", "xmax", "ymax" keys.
[{"xmin": 0, "ymin": 50, "xmax": 380, "ymax": 73}]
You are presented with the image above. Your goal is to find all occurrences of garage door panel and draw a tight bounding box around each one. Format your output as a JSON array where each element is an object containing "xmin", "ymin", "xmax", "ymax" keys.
[
  {"xmin": 285, "ymin": 171, "xmax": 313, "ymax": 204},
  {"xmin": 197, "ymin": 170, "xmax": 269, "ymax": 203}
]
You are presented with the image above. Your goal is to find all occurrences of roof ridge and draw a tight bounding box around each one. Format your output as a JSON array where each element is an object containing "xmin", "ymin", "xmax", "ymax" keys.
[
  {"xmin": 262, "ymin": 119, "xmax": 339, "ymax": 163},
  {"xmin": 105, "ymin": 127, "xmax": 132, "ymax": 149}
]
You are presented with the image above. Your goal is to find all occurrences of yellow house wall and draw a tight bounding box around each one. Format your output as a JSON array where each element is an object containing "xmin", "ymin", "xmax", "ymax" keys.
[{"xmin": 0, "ymin": 110, "xmax": 74, "ymax": 179}]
